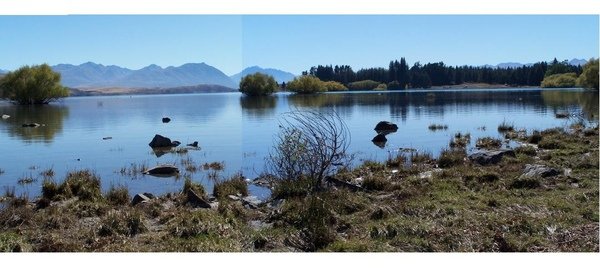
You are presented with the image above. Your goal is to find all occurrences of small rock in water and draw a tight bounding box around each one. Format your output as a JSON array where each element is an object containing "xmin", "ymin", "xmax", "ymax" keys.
[
  {"xmin": 162, "ymin": 117, "xmax": 171, "ymax": 123},
  {"xmin": 143, "ymin": 164, "xmax": 179, "ymax": 176},
  {"xmin": 374, "ymin": 121, "xmax": 398, "ymax": 133},
  {"xmin": 187, "ymin": 141, "xmax": 199, "ymax": 147},
  {"xmin": 148, "ymin": 134, "xmax": 174, "ymax": 148}
]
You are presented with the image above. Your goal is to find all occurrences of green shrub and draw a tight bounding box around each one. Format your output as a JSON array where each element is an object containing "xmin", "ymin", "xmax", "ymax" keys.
[
  {"xmin": 387, "ymin": 80, "xmax": 403, "ymax": 90},
  {"xmin": 347, "ymin": 80, "xmax": 380, "ymax": 90},
  {"xmin": 541, "ymin": 72, "xmax": 578, "ymax": 88},
  {"xmin": 577, "ymin": 58, "xmax": 598, "ymax": 90},
  {"xmin": 0, "ymin": 64, "xmax": 69, "ymax": 104},
  {"xmin": 373, "ymin": 83, "xmax": 387, "ymax": 91},
  {"xmin": 287, "ymin": 75, "xmax": 326, "ymax": 94},
  {"xmin": 239, "ymin": 72, "xmax": 278, "ymax": 96},
  {"xmin": 322, "ymin": 81, "xmax": 347, "ymax": 91}
]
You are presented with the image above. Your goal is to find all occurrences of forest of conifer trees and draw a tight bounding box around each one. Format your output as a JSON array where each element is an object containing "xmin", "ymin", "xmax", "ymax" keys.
[{"xmin": 303, "ymin": 58, "xmax": 584, "ymax": 89}]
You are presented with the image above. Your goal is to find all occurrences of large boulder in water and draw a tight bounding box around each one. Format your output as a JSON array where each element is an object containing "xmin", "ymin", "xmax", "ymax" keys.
[
  {"xmin": 148, "ymin": 134, "xmax": 180, "ymax": 148},
  {"xmin": 374, "ymin": 121, "xmax": 398, "ymax": 133},
  {"xmin": 468, "ymin": 149, "xmax": 515, "ymax": 165}
]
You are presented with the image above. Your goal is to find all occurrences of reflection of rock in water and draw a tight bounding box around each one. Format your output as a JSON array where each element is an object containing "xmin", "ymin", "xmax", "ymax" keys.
[
  {"xmin": 371, "ymin": 133, "xmax": 388, "ymax": 148},
  {"xmin": 372, "ymin": 140, "xmax": 387, "ymax": 149},
  {"xmin": 151, "ymin": 148, "xmax": 171, "ymax": 157},
  {"xmin": 240, "ymin": 95, "xmax": 277, "ymax": 118},
  {"xmin": 0, "ymin": 104, "xmax": 69, "ymax": 143}
]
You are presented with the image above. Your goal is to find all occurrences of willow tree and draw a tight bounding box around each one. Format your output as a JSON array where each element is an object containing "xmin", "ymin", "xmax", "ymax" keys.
[
  {"xmin": 577, "ymin": 58, "xmax": 599, "ymax": 90},
  {"xmin": 0, "ymin": 64, "xmax": 69, "ymax": 104},
  {"xmin": 286, "ymin": 75, "xmax": 326, "ymax": 94},
  {"xmin": 239, "ymin": 72, "xmax": 278, "ymax": 96}
]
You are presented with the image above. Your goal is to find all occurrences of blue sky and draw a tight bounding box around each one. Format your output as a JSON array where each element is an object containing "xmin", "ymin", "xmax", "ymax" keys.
[{"xmin": 0, "ymin": 15, "xmax": 598, "ymax": 75}]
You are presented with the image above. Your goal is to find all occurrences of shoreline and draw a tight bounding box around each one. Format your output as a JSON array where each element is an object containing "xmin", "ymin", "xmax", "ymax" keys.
[{"xmin": 1, "ymin": 124, "xmax": 597, "ymax": 252}]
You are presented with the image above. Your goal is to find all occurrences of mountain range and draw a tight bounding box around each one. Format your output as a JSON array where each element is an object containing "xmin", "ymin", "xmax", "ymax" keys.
[
  {"xmin": 51, "ymin": 62, "xmax": 240, "ymax": 89},
  {"xmin": 485, "ymin": 58, "xmax": 588, "ymax": 69},
  {"xmin": 230, "ymin": 66, "xmax": 296, "ymax": 84}
]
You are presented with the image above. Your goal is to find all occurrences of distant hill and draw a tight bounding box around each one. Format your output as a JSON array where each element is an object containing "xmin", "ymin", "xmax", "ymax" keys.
[
  {"xmin": 230, "ymin": 66, "xmax": 296, "ymax": 84},
  {"xmin": 52, "ymin": 62, "xmax": 133, "ymax": 88},
  {"xmin": 69, "ymin": 84, "xmax": 236, "ymax": 96},
  {"xmin": 51, "ymin": 62, "xmax": 237, "ymax": 89},
  {"xmin": 568, "ymin": 58, "xmax": 587, "ymax": 66},
  {"xmin": 491, "ymin": 58, "xmax": 587, "ymax": 69},
  {"xmin": 496, "ymin": 62, "xmax": 529, "ymax": 69}
]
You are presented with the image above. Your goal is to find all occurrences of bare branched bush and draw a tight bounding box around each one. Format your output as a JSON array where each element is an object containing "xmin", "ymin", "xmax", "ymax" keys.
[{"xmin": 267, "ymin": 109, "xmax": 351, "ymax": 192}]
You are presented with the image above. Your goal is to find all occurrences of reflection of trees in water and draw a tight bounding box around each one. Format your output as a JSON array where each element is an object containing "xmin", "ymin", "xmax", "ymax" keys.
[
  {"xmin": 0, "ymin": 104, "xmax": 69, "ymax": 143},
  {"xmin": 240, "ymin": 95, "xmax": 277, "ymax": 118},
  {"xmin": 288, "ymin": 93, "xmax": 345, "ymax": 108},
  {"xmin": 541, "ymin": 90, "xmax": 599, "ymax": 120},
  {"xmin": 287, "ymin": 93, "xmax": 356, "ymax": 117}
]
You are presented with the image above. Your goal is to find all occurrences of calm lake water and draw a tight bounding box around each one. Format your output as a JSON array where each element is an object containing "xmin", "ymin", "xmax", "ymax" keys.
[{"xmin": 0, "ymin": 88, "xmax": 597, "ymax": 199}]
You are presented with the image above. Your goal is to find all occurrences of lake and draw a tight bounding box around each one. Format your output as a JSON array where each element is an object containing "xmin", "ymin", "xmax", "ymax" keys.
[{"xmin": 0, "ymin": 88, "xmax": 597, "ymax": 199}]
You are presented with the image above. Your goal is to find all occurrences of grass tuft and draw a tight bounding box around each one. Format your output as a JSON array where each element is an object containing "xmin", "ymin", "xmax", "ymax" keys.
[
  {"xmin": 437, "ymin": 148, "xmax": 466, "ymax": 168},
  {"xmin": 202, "ymin": 162, "xmax": 224, "ymax": 171},
  {"xmin": 213, "ymin": 174, "xmax": 248, "ymax": 199},
  {"xmin": 182, "ymin": 177, "xmax": 206, "ymax": 197},
  {"xmin": 498, "ymin": 120, "xmax": 515, "ymax": 132},
  {"xmin": 476, "ymin": 137, "xmax": 502, "ymax": 149},
  {"xmin": 515, "ymin": 146, "xmax": 537, "ymax": 156},
  {"xmin": 106, "ymin": 185, "xmax": 130, "ymax": 206}
]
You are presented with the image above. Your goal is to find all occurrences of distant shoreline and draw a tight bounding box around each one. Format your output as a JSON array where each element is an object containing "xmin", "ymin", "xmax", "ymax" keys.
[
  {"xmin": 68, "ymin": 84, "xmax": 237, "ymax": 97},
  {"xmin": 66, "ymin": 82, "xmax": 574, "ymax": 97}
]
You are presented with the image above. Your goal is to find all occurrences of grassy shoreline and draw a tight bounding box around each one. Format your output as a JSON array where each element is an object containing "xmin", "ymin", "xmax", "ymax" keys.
[{"xmin": 0, "ymin": 124, "xmax": 598, "ymax": 252}]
